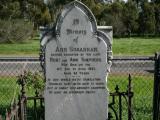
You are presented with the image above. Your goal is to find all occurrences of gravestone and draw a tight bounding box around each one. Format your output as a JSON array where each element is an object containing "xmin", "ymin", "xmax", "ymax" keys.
[{"xmin": 41, "ymin": 1, "xmax": 112, "ymax": 120}]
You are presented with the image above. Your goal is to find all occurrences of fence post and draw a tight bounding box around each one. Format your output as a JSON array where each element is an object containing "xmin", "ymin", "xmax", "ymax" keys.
[
  {"xmin": 34, "ymin": 90, "xmax": 38, "ymax": 120},
  {"xmin": 128, "ymin": 74, "xmax": 132, "ymax": 120},
  {"xmin": 153, "ymin": 53, "xmax": 160, "ymax": 120},
  {"xmin": 18, "ymin": 74, "xmax": 27, "ymax": 120}
]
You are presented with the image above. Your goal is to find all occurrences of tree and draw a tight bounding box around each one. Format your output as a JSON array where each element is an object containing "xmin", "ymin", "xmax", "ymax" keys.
[
  {"xmin": 44, "ymin": 0, "xmax": 73, "ymax": 22},
  {"xmin": 122, "ymin": 0, "xmax": 138, "ymax": 36},
  {"xmin": 151, "ymin": 0, "xmax": 160, "ymax": 4},
  {"xmin": 0, "ymin": 0, "xmax": 51, "ymax": 43},
  {"xmin": 155, "ymin": 3, "xmax": 160, "ymax": 34},
  {"xmin": 151, "ymin": 0, "xmax": 160, "ymax": 34},
  {"xmin": 0, "ymin": 0, "xmax": 51, "ymax": 28},
  {"xmin": 0, "ymin": 0, "xmax": 34, "ymax": 43},
  {"xmin": 0, "ymin": 0, "xmax": 21, "ymax": 19},
  {"xmin": 16, "ymin": 0, "xmax": 51, "ymax": 29},
  {"xmin": 106, "ymin": 1, "xmax": 126, "ymax": 36},
  {"xmin": 138, "ymin": 2, "xmax": 156, "ymax": 35},
  {"xmin": 44, "ymin": 0, "xmax": 104, "ymax": 24}
]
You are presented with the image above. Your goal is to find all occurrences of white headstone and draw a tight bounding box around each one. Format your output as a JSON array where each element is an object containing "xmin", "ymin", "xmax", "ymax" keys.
[{"xmin": 41, "ymin": 1, "xmax": 112, "ymax": 120}]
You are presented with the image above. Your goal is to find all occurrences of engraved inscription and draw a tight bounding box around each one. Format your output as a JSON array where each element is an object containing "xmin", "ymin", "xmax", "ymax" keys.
[{"xmin": 47, "ymin": 47, "xmax": 105, "ymax": 95}]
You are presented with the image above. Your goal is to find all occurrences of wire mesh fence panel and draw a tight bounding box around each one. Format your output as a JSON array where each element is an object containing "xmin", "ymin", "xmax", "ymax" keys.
[
  {"xmin": 0, "ymin": 59, "xmax": 42, "ymax": 119},
  {"xmin": 0, "ymin": 62, "xmax": 21, "ymax": 119},
  {"xmin": 0, "ymin": 57, "xmax": 155, "ymax": 119},
  {"xmin": 108, "ymin": 58, "xmax": 154, "ymax": 120}
]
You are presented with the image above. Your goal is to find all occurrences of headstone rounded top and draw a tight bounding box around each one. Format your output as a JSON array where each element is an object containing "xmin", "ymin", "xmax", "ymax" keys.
[{"xmin": 55, "ymin": 0, "xmax": 97, "ymax": 37}]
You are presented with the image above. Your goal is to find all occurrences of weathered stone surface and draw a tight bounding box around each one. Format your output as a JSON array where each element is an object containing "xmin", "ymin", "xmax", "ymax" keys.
[{"xmin": 42, "ymin": 1, "xmax": 112, "ymax": 120}]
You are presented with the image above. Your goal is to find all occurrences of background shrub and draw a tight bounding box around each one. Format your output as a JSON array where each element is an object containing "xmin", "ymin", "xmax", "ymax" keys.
[{"xmin": 0, "ymin": 19, "xmax": 34, "ymax": 43}]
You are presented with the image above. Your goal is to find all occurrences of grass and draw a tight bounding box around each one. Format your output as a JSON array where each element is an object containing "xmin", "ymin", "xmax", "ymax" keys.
[
  {"xmin": 0, "ymin": 76, "xmax": 36, "ymax": 118},
  {"xmin": 0, "ymin": 40, "xmax": 40, "ymax": 56},
  {"xmin": 0, "ymin": 37, "xmax": 159, "ymax": 56},
  {"xmin": 0, "ymin": 74, "xmax": 154, "ymax": 119},
  {"xmin": 113, "ymin": 37, "xmax": 160, "ymax": 56},
  {"xmin": 108, "ymin": 74, "xmax": 154, "ymax": 120},
  {"xmin": 0, "ymin": 77, "xmax": 19, "ymax": 118}
]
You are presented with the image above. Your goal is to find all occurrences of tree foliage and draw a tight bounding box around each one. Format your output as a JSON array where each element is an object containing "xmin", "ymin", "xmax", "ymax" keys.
[
  {"xmin": 25, "ymin": 0, "xmax": 51, "ymax": 28},
  {"xmin": 108, "ymin": 1, "xmax": 126, "ymax": 36},
  {"xmin": 0, "ymin": 0, "xmax": 160, "ymax": 41},
  {"xmin": 122, "ymin": 0, "xmax": 138, "ymax": 36},
  {"xmin": 0, "ymin": 19, "xmax": 34, "ymax": 43},
  {"xmin": 155, "ymin": 3, "xmax": 160, "ymax": 34},
  {"xmin": 17, "ymin": 71, "xmax": 45, "ymax": 94},
  {"xmin": 138, "ymin": 2, "xmax": 156, "ymax": 34},
  {"xmin": 0, "ymin": 0, "xmax": 21, "ymax": 19}
]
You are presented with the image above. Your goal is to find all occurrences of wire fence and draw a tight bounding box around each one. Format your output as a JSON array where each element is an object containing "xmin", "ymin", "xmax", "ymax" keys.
[
  {"xmin": 0, "ymin": 56, "xmax": 155, "ymax": 120},
  {"xmin": 109, "ymin": 57, "xmax": 154, "ymax": 120}
]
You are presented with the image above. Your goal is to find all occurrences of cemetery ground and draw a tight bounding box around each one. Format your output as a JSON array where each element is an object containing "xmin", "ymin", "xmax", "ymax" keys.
[
  {"xmin": 0, "ymin": 74, "xmax": 153, "ymax": 119},
  {"xmin": 0, "ymin": 37, "xmax": 159, "ymax": 56},
  {"xmin": 0, "ymin": 37, "xmax": 158, "ymax": 119}
]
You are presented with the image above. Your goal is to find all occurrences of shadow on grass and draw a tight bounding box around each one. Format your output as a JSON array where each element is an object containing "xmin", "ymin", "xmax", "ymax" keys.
[
  {"xmin": 0, "ymin": 105, "xmax": 9, "ymax": 119},
  {"xmin": 0, "ymin": 105, "xmax": 44, "ymax": 120},
  {"xmin": 26, "ymin": 106, "xmax": 44, "ymax": 120}
]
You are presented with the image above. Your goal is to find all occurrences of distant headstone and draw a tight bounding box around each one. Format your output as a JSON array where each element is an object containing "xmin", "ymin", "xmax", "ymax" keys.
[{"xmin": 41, "ymin": 1, "xmax": 112, "ymax": 120}]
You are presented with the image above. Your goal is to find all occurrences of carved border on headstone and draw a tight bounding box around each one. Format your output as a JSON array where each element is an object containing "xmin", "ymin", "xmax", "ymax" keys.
[
  {"xmin": 40, "ymin": 29, "xmax": 55, "ymax": 72},
  {"xmin": 97, "ymin": 30, "xmax": 113, "ymax": 72},
  {"xmin": 56, "ymin": 0, "xmax": 97, "ymax": 37}
]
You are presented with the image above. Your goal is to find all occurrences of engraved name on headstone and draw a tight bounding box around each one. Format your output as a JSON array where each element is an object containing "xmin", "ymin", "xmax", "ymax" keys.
[{"xmin": 41, "ymin": 1, "xmax": 112, "ymax": 120}]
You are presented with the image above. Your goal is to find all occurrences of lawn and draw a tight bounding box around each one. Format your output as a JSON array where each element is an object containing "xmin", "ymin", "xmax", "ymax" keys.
[
  {"xmin": 0, "ymin": 40, "xmax": 40, "ymax": 56},
  {"xmin": 0, "ymin": 76, "xmax": 37, "ymax": 119},
  {"xmin": 0, "ymin": 74, "xmax": 154, "ymax": 119},
  {"xmin": 113, "ymin": 37, "xmax": 160, "ymax": 56},
  {"xmin": 108, "ymin": 74, "xmax": 154, "ymax": 120},
  {"xmin": 0, "ymin": 37, "xmax": 159, "ymax": 56},
  {"xmin": 0, "ymin": 77, "xmax": 19, "ymax": 119}
]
